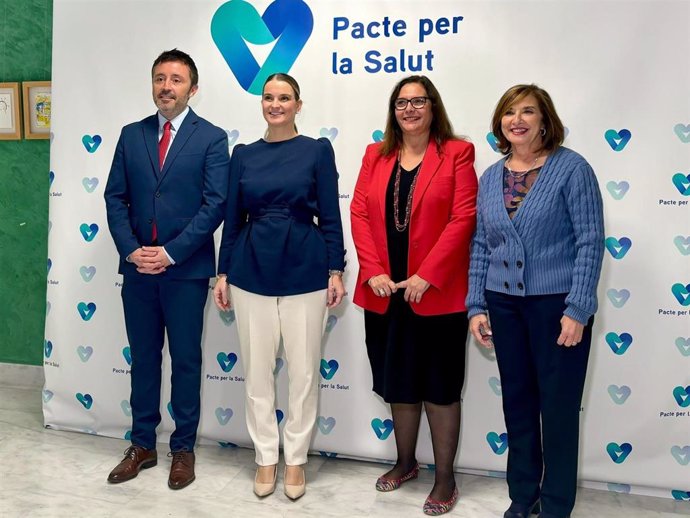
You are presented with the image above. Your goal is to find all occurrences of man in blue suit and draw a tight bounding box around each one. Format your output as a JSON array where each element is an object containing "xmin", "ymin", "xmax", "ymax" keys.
[{"xmin": 104, "ymin": 49, "xmax": 229, "ymax": 489}]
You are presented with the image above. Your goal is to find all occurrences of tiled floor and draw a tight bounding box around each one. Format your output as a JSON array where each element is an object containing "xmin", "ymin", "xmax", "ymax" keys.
[{"xmin": 1, "ymin": 385, "xmax": 688, "ymax": 518}]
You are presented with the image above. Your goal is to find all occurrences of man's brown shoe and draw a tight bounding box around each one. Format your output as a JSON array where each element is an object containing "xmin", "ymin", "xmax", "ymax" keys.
[
  {"xmin": 107, "ymin": 445, "xmax": 157, "ymax": 483},
  {"xmin": 168, "ymin": 451, "xmax": 195, "ymax": 490}
]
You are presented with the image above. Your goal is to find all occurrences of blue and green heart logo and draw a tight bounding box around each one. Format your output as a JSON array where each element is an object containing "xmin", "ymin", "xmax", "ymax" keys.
[
  {"xmin": 218, "ymin": 309, "xmax": 235, "ymax": 325},
  {"xmin": 672, "ymin": 173, "xmax": 690, "ymax": 195},
  {"xmin": 606, "ymin": 288, "xmax": 630, "ymax": 308},
  {"xmin": 225, "ymin": 129, "xmax": 239, "ymax": 146},
  {"xmin": 372, "ymin": 130, "xmax": 384, "ymax": 143},
  {"xmin": 76, "ymin": 392, "xmax": 93, "ymax": 409},
  {"xmin": 671, "ymin": 283, "xmax": 690, "ymax": 306},
  {"xmin": 276, "ymin": 408, "xmax": 284, "ymax": 424},
  {"xmin": 607, "ymin": 385, "xmax": 631, "ymax": 405},
  {"xmin": 604, "ymin": 129, "xmax": 631, "ymax": 151},
  {"xmin": 676, "ymin": 337, "xmax": 690, "ymax": 357},
  {"xmin": 605, "ymin": 237, "xmax": 632, "ymax": 259},
  {"xmin": 211, "ymin": 0, "xmax": 313, "ymax": 95},
  {"xmin": 320, "ymin": 128, "xmax": 338, "ymax": 142},
  {"xmin": 76, "ymin": 345, "xmax": 93, "ymax": 362},
  {"xmin": 219, "ymin": 441, "xmax": 238, "ymax": 448},
  {"xmin": 674, "ymin": 236, "xmax": 690, "ymax": 255},
  {"xmin": 606, "ymin": 332, "xmax": 633, "ymax": 355},
  {"xmin": 42, "ymin": 389, "xmax": 54, "ymax": 403},
  {"xmin": 44, "ymin": 340, "xmax": 53, "ymax": 358},
  {"xmin": 215, "ymin": 407, "xmax": 234, "ymax": 425},
  {"xmin": 82, "ymin": 134, "xmax": 102, "ymax": 153},
  {"xmin": 325, "ymin": 315, "xmax": 338, "ymax": 333},
  {"xmin": 672, "ymin": 490, "xmax": 690, "ymax": 501},
  {"xmin": 124, "ymin": 430, "xmax": 131, "ymax": 440},
  {"xmin": 606, "ymin": 442, "xmax": 632, "ymax": 464},
  {"xmin": 122, "ymin": 346, "xmax": 132, "ymax": 366},
  {"xmin": 217, "ymin": 352, "xmax": 238, "ymax": 373},
  {"xmin": 77, "ymin": 302, "xmax": 96, "ymax": 321},
  {"xmin": 167, "ymin": 401, "xmax": 176, "ymax": 421},
  {"xmin": 674, "ymin": 123, "xmax": 690, "ymax": 143},
  {"xmin": 80, "ymin": 266, "xmax": 96, "ymax": 282},
  {"xmin": 319, "ymin": 451, "xmax": 338, "ymax": 458},
  {"xmin": 49, "ymin": 170, "xmax": 55, "ymax": 186},
  {"xmin": 82, "ymin": 177, "xmax": 99, "ymax": 193},
  {"xmin": 317, "ymin": 416, "xmax": 336, "ymax": 434},
  {"xmin": 121, "ymin": 400, "xmax": 132, "ymax": 416},
  {"xmin": 79, "ymin": 223, "xmax": 99, "ymax": 242},
  {"xmin": 47, "ymin": 258, "xmax": 52, "ymax": 274},
  {"xmin": 605, "ymin": 180, "xmax": 629, "ymax": 200},
  {"xmin": 320, "ymin": 358, "xmax": 339, "ymax": 380},
  {"xmin": 486, "ymin": 432, "xmax": 508, "ymax": 454},
  {"xmin": 488, "ymin": 376, "xmax": 502, "ymax": 396},
  {"xmin": 371, "ymin": 418, "xmax": 394, "ymax": 440},
  {"xmin": 670, "ymin": 445, "xmax": 690, "ymax": 465},
  {"xmin": 274, "ymin": 357, "xmax": 284, "ymax": 374},
  {"xmin": 673, "ymin": 386, "xmax": 690, "ymax": 407},
  {"xmin": 486, "ymin": 132, "xmax": 500, "ymax": 152}
]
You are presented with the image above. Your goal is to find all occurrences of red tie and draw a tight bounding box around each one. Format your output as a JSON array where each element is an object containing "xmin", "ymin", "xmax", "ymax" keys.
[
  {"xmin": 158, "ymin": 120, "xmax": 172, "ymax": 170},
  {"xmin": 153, "ymin": 121, "xmax": 171, "ymax": 242}
]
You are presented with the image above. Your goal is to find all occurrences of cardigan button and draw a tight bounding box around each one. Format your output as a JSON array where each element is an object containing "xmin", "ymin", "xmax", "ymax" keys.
[
  {"xmin": 517, "ymin": 282, "xmax": 524, "ymax": 290},
  {"xmin": 516, "ymin": 260, "xmax": 523, "ymax": 268},
  {"xmin": 504, "ymin": 282, "xmax": 509, "ymax": 289}
]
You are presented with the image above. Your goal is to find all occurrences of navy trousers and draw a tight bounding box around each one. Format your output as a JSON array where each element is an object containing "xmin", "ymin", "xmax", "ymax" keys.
[
  {"xmin": 122, "ymin": 275, "xmax": 208, "ymax": 452},
  {"xmin": 486, "ymin": 290, "xmax": 592, "ymax": 518}
]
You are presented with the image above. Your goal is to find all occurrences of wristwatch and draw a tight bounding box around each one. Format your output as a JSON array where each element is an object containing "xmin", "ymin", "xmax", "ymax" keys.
[{"xmin": 328, "ymin": 270, "xmax": 343, "ymax": 277}]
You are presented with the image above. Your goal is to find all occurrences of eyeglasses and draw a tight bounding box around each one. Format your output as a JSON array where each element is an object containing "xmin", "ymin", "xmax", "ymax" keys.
[{"xmin": 394, "ymin": 97, "xmax": 430, "ymax": 110}]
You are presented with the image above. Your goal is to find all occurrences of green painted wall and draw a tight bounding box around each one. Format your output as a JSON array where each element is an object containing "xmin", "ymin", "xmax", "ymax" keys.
[{"xmin": 0, "ymin": 0, "xmax": 53, "ymax": 365}]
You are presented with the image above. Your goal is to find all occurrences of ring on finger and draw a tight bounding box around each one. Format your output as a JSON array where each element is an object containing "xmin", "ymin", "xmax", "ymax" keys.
[{"xmin": 378, "ymin": 289, "xmax": 385, "ymax": 296}]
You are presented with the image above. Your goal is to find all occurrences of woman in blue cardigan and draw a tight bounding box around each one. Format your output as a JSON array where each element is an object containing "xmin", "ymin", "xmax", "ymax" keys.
[
  {"xmin": 213, "ymin": 73, "xmax": 345, "ymax": 500},
  {"xmin": 466, "ymin": 84, "xmax": 604, "ymax": 518}
]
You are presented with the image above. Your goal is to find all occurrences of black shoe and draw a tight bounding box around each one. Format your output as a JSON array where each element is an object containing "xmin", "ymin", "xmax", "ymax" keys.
[{"xmin": 504, "ymin": 500, "xmax": 540, "ymax": 518}]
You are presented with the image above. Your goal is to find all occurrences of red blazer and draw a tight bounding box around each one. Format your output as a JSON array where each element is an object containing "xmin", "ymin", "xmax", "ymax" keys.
[{"xmin": 351, "ymin": 139, "xmax": 477, "ymax": 316}]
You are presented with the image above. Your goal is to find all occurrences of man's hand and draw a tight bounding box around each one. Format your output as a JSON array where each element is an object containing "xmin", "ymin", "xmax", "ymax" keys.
[{"xmin": 130, "ymin": 246, "xmax": 171, "ymax": 274}]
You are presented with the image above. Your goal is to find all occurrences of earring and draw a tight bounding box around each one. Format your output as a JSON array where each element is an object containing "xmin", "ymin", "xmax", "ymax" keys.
[{"xmin": 540, "ymin": 127, "xmax": 546, "ymax": 136}]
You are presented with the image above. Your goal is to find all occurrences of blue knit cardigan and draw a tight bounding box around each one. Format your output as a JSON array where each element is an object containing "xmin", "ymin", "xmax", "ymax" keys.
[{"xmin": 466, "ymin": 147, "xmax": 604, "ymax": 324}]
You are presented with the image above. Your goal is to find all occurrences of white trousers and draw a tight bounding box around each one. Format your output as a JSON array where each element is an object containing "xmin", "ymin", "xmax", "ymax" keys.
[{"xmin": 230, "ymin": 284, "xmax": 327, "ymax": 466}]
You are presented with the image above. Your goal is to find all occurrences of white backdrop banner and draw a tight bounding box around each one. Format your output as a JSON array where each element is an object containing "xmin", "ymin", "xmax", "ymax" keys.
[{"xmin": 44, "ymin": 0, "xmax": 689, "ymax": 500}]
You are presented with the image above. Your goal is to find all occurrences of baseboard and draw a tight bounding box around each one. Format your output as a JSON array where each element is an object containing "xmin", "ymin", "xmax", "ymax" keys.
[{"xmin": 0, "ymin": 363, "xmax": 44, "ymax": 388}]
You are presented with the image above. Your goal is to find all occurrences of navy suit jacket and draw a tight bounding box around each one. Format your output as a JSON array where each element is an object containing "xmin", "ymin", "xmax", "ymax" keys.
[{"xmin": 104, "ymin": 108, "xmax": 230, "ymax": 279}]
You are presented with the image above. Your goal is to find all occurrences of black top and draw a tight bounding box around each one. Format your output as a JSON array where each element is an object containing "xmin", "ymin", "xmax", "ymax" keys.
[{"xmin": 385, "ymin": 161, "xmax": 420, "ymax": 283}]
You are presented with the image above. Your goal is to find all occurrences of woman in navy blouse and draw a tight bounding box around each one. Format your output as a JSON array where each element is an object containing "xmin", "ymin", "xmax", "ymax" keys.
[
  {"xmin": 466, "ymin": 84, "xmax": 604, "ymax": 518},
  {"xmin": 213, "ymin": 73, "xmax": 345, "ymax": 500}
]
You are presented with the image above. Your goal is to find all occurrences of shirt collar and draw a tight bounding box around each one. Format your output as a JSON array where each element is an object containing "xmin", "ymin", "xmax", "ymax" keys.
[{"xmin": 157, "ymin": 106, "xmax": 190, "ymax": 132}]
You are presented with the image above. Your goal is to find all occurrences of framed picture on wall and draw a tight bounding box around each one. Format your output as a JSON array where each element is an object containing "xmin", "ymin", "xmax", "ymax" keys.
[
  {"xmin": 22, "ymin": 81, "xmax": 51, "ymax": 139},
  {"xmin": 0, "ymin": 82, "xmax": 22, "ymax": 140}
]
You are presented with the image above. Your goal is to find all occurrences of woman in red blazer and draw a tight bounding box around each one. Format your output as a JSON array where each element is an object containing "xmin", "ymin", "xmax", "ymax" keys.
[{"xmin": 351, "ymin": 75, "xmax": 477, "ymax": 516}]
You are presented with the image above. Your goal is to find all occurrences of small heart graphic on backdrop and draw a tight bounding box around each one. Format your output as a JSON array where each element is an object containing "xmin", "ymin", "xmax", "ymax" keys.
[
  {"xmin": 488, "ymin": 376, "xmax": 502, "ymax": 396},
  {"xmin": 606, "ymin": 289, "xmax": 630, "ymax": 308},
  {"xmin": 121, "ymin": 400, "xmax": 132, "ymax": 416},
  {"xmin": 325, "ymin": 315, "xmax": 338, "ymax": 333},
  {"xmin": 167, "ymin": 402, "xmax": 176, "ymax": 421},
  {"xmin": 605, "ymin": 332, "xmax": 633, "ymax": 355},
  {"xmin": 76, "ymin": 345, "xmax": 93, "ymax": 362},
  {"xmin": 486, "ymin": 432, "xmax": 509, "ymax": 454},
  {"xmin": 218, "ymin": 309, "xmax": 235, "ymax": 325},
  {"xmin": 79, "ymin": 223, "xmax": 99, "ymax": 242},
  {"xmin": 605, "ymin": 181, "xmax": 629, "ymax": 200},
  {"xmin": 225, "ymin": 129, "xmax": 239, "ymax": 146},
  {"xmin": 47, "ymin": 258, "xmax": 52, "ymax": 274},
  {"xmin": 82, "ymin": 177, "xmax": 99, "ymax": 193},
  {"xmin": 675, "ymin": 337, "xmax": 690, "ymax": 357},
  {"xmin": 49, "ymin": 171, "xmax": 55, "ymax": 186},
  {"xmin": 215, "ymin": 407, "xmax": 234, "ymax": 425},
  {"xmin": 124, "ymin": 430, "xmax": 131, "ymax": 441},
  {"xmin": 76, "ymin": 393, "xmax": 93, "ymax": 410},
  {"xmin": 82, "ymin": 134, "xmax": 102, "ymax": 153},
  {"xmin": 79, "ymin": 266, "xmax": 96, "ymax": 282},
  {"xmin": 276, "ymin": 409, "xmax": 284, "ymax": 424},
  {"xmin": 319, "ymin": 451, "xmax": 338, "ymax": 458},
  {"xmin": 42, "ymin": 390, "xmax": 54, "ymax": 403},
  {"xmin": 607, "ymin": 385, "xmax": 631, "ymax": 405},
  {"xmin": 604, "ymin": 129, "xmax": 631, "ymax": 151},
  {"xmin": 44, "ymin": 340, "xmax": 53, "ymax": 358},
  {"xmin": 372, "ymin": 130, "xmax": 384, "ymax": 142},
  {"xmin": 486, "ymin": 132, "xmax": 499, "ymax": 152},
  {"xmin": 122, "ymin": 346, "xmax": 132, "ymax": 366},
  {"xmin": 274, "ymin": 357, "xmax": 284, "ymax": 375},
  {"xmin": 672, "ymin": 386, "xmax": 690, "ymax": 407},
  {"xmin": 216, "ymin": 352, "xmax": 238, "ymax": 373},
  {"xmin": 670, "ymin": 445, "xmax": 690, "ymax": 465},
  {"xmin": 674, "ymin": 123, "xmax": 690, "ymax": 143},
  {"xmin": 218, "ymin": 441, "xmax": 238, "ymax": 448},
  {"xmin": 671, "ymin": 490, "xmax": 690, "ymax": 501},
  {"xmin": 319, "ymin": 358, "xmax": 339, "ymax": 380},
  {"xmin": 674, "ymin": 236, "xmax": 690, "ymax": 255},
  {"xmin": 605, "ymin": 237, "xmax": 632, "ymax": 259},
  {"xmin": 317, "ymin": 416, "xmax": 336, "ymax": 434},
  {"xmin": 319, "ymin": 127, "xmax": 338, "ymax": 141},
  {"xmin": 606, "ymin": 442, "xmax": 632, "ymax": 464},
  {"xmin": 371, "ymin": 418, "xmax": 394, "ymax": 440},
  {"xmin": 77, "ymin": 302, "xmax": 96, "ymax": 321},
  {"xmin": 671, "ymin": 173, "xmax": 690, "ymax": 195},
  {"xmin": 211, "ymin": 0, "xmax": 313, "ymax": 95},
  {"xmin": 671, "ymin": 283, "xmax": 690, "ymax": 306}
]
